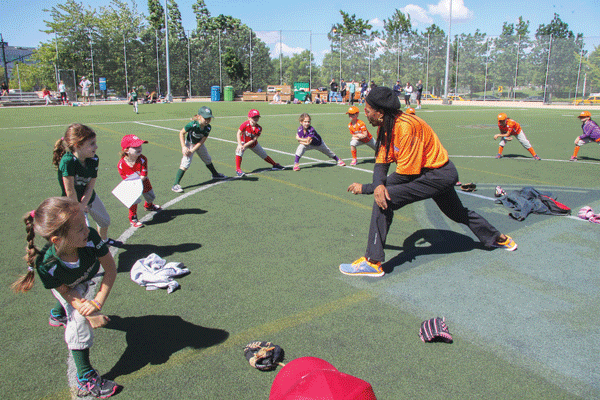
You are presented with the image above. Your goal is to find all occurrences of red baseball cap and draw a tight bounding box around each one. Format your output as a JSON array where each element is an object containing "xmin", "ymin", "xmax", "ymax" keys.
[
  {"xmin": 121, "ymin": 134, "xmax": 148, "ymax": 150},
  {"xmin": 269, "ymin": 357, "xmax": 377, "ymax": 400},
  {"xmin": 248, "ymin": 109, "xmax": 260, "ymax": 118}
]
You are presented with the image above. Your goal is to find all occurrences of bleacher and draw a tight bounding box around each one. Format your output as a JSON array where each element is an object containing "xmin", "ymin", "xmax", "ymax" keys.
[{"xmin": 0, "ymin": 91, "xmax": 61, "ymax": 107}]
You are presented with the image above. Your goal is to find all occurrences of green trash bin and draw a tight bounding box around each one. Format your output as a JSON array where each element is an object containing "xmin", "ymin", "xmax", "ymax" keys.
[{"xmin": 224, "ymin": 86, "xmax": 234, "ymax": 101}]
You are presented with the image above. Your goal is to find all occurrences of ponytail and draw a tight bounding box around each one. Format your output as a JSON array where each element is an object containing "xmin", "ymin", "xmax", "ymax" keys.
[
  {"xmin": 11, "ymin": 212, "xmax": 38, "ymax": 293},
  {"xmin": 52, "ymin": 137, "xmax": 66, "ymax": 169}
]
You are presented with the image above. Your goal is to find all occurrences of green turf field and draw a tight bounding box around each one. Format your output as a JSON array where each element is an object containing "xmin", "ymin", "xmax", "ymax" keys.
[{"xmin": 1, "ymin": 101, "xmax": 599, "ymax": 399}]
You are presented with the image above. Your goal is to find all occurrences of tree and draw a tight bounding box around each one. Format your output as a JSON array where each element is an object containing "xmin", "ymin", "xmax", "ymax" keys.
[{"xmin": 380, "ymin": 9, "xmax": 414, "ymax": 84}]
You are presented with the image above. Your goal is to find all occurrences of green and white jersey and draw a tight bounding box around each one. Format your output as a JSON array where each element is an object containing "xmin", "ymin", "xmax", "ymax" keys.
[
  {"xmin": 131, "ymin": 91, "xmax": 138, "ymax": 101},
  {"xmin": 36, "ymin": 228, "xmax": 109, "ymax": 290},
  {"xmin": 184, "ymin": 121, "xmax": 211, "ymax": 145},
  {"xmin": 58, "ymin": 152, "xmax": 99, "ymax": 203}
]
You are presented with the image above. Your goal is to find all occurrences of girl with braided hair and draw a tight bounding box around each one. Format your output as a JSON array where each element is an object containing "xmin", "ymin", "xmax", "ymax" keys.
[
  {"xmin": 340, "ymin": 86, "xmax": 517, "ymax": 277},
  {"xmin": 12, "ymin": 197, "xmax": 121, "ymax": 398}
]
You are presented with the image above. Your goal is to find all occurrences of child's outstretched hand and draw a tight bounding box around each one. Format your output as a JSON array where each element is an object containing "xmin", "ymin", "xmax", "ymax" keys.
[{"xmin": 86, "ymin": 312, "xmax": 111, "ymax": 328}]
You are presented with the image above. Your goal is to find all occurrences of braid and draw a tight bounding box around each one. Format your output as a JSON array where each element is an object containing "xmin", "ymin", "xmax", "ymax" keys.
[
  {"xmin": 11, "ymin": 213, "xmax": 38, "ymax": 293},
  {"xmin": 375, "ymin": 109, "xmax": 401, "ymax": 159}
]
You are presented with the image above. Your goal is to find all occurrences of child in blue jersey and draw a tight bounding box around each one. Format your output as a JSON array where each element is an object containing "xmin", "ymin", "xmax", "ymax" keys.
[
  {"xmin": 293, "ymin": 113, "xmax": 346, "ymax": 171},
  {"xmin": 12, "ymin": 197, "xmax": 121, "ymax": 398}
]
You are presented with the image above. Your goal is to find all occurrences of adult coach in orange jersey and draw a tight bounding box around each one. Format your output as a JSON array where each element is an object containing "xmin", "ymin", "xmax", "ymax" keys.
[
  {"xmin": 339, "ymin": 86, "xmax": 517, "ymax": 277},
  {"xmin": 494, "ymin": 113, "xmax": 541, "ymax": 160}
]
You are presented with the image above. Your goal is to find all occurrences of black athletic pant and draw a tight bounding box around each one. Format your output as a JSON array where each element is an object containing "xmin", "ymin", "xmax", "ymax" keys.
[{"xmin": 365, "ymin": 161, "xmax": 501, "ymax": 262}]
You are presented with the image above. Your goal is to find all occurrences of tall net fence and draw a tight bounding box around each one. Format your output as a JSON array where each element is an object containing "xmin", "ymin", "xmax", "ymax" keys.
[{"xmin": 55, "ymin": 29, "xmax": 600, "ymax": 102}]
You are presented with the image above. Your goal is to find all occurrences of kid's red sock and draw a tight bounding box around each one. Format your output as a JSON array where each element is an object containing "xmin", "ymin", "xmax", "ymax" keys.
[
  {"xmin": 128, "ymin": 204, "xmax": 138, "ymax": 221},
  {"xmin": 264, "ymin": 156, "xmax": 276, "ymax": 166},
  {"xmin": 235, "ymin": 155, "xmax": 242, "ymax": 170}
]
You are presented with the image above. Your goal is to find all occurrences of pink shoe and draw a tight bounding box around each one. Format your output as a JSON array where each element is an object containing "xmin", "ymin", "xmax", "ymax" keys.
[
  {"xmin": 337, "ymin": 159, "xmax": 346, "ymax": 166},
  {"xmin": 350, "ymin": 159, "xmax": 357, "ymax": 165},
  {"xmin": 293, "ymin": 164, "xmax": 300, "ymax": 171}
]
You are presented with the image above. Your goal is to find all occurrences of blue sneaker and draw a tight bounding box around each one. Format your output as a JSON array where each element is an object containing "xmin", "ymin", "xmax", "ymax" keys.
[
  {"xmin": 339, "ymin": 257, "xmax": 384, "ymax": 277},
  {"xmin": 236, "ymin": 170, "xmax": 246, "ymax": 177},
  {"xmin": 77, "ymin": 370, "xmax": 120, "ymax": 398}
]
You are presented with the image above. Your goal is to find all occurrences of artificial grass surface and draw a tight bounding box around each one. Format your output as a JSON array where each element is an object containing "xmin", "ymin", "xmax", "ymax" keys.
[{"xmin": 1, "ymin": 101, "xmax": 598, "ymax": 399}]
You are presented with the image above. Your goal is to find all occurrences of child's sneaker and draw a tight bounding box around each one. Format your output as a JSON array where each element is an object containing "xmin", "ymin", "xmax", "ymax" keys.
[
  {"xmin": 272, "ymin": 164, "xmax": 285, "ymax": 170},
  {"xmin": 171, "ymin": 184, "xmax": 184, "ymax": 193},
  {"xmin": 569, "ymin": 156, "xmax": 577, "ymax": 161},
  {"xmin": 533, "ymin": 155, "xmax": 541, "ymax": 160},
  {"xmin": 49, "ymin": 310, "xmax": 67, "ymax": 327},
  {"xmin": 236, "ymin": 170, "xmax": 246, "ymax": 177},
  {"xmin": 293, "ymin": 164, "xmax": 300, "ymax": 171},
  {"xmin": 337, "ymin": 159, "xmax": 346, "ymax": 166},
  {"xmin": 493, "ymin": 235, "xmax": 517, "ymax": 251},
  {"xmin": 77, "ymin": 370, "xmax": 120, "ymax": 398},
  {"xmin": 350, "ymin": 159, "xmax": 357, "ymax": 166},
  {"xmin": 130, "ymin": 218, "xmax": 144, "ymax": 228},
  {"xmin": 144, "ymin": 203, "xmax": 162, "ymax": 212},
  {"xmin": 495, "ymin": 186, "xmax": 506, "ymax": 197},
  {"xmin": 212, "ymin": 173, "xmax": 227, "ymax": 180},
  {"xmin": 339, "ymin": 257, "xmax": 384, "ymax": 277},
  {"xmin": 495, "ymin": 154, "xmax": 503, "ymax": 159},
  {"xmin": 104, "ymin": 238, "xmax": 122, "ymax": 247}
]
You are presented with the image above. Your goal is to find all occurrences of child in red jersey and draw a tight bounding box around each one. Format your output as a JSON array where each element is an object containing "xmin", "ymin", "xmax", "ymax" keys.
[
  {"xmin": 235, "ymin": 109, "xmax": 285, "ymax": 177},
  {"xmin": 117, "ymin": 134, "xmax": 161, "ymax": 227}
]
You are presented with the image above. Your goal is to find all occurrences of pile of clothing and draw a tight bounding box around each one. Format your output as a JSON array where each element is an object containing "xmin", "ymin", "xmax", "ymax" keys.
[
  {"xmin": 494, "ymin": 186, "xmax": 571, "ymax": 221},
  {"xmin": 130, "ymin": 253, "xmax": 190, "ymax": 293}
]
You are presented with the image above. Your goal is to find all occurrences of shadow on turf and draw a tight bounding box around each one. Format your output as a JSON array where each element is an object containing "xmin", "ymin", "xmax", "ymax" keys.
[
  {"xmin": 144, "ymin": 207, "xmax": 207, "ymax": 226},
  {"xmin": 382, "ymin": 229, "xmax": 489, "ymax": 274},
  {"xmin": 102, "ymin": 315, "xmax": 229, "ymax": 380},
  {"xmin": 116, "ymin": 242, "xmax": 202, "ymax": 273}
]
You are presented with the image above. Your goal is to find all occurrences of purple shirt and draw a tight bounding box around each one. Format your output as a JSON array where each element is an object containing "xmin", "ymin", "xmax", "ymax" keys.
[
  {"xmin": 297, "ymin": 125, "xmax": 322, "ymax": 147},
  {"xmin": 580, "ymin": 120, "xmax": 600, "ymax": 141}
]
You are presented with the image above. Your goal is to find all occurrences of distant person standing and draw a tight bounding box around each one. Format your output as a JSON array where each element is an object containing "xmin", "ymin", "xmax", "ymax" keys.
[
  {"xmin": 403, "ymin": 82, "xmax": 413, "ymax": 108},
  {"xmin": 360, "ymin": 80, "xmax": 368, "ymax": 105},
  {"xmin": 128, "ymin": 87, "xmax": 139, "ymax": 114},
  {"xmin": 79, "ymin": 76, "xmax": 92, "ymax": 104},
  {"xmin": 415, "ymin": 80, "xmax": 423, "ymax": 109},
  {"xmin": 348, "ymin": 80, "xmax": 356, "ymax": 106},
  {"xmin": 340, "ymin": 79, "xmax": 347, "ymax": 105},
  {"xmin": 58, "ymin": 80, "xmax": 68, "ymax": 105},
  {"xmin": 570, "ymin": 111, "xmax": 600, "ymax": 161},
  {"xmin": 329, "ymin": 78, "xmax": 339, "ymax": 103},
  {"xmin": 393, "ymin": 81, "xmax": 402, "ymax": 101}
]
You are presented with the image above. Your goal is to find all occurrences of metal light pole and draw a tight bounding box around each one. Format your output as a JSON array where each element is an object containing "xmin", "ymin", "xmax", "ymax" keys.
[
  {"xmin": 155, "ymin": 29, "xmax": 160, "ymax": 95},
  {"xmin": 187, "ymin": 31, "xmax": 192, "ymax": 97},
  {"xmin": 123, "ymin": 33, "xmax": 129, "ymax": 96},
  {"xmin": 443, "ymin": 0, "xmax": 452, "ymax": 103},
  {"xmin": 164, "ymin": 0, "xmax": 172, "ymax": 102}
]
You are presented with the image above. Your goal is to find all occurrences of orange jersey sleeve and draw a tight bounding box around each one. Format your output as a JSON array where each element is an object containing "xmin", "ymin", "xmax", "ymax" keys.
[
  {"xmin": 348, "ymin": 119, "xmax": 373, "ymax": 142},
  {"xmin": 375, "ymin": 114, "xmax": 448, "ymax": 175},
  {"xmin": 498, "ymin": 119, "xmax": 521, "ymax": 136}
]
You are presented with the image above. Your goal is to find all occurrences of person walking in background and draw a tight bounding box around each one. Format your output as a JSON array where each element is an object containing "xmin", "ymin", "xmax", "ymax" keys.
[
  {"xmin": 570, "ymin": 111, "xmax": 600, "ymax": 161},
  {"xmin": 293, "ymin": 113, "xmax": 345, "ymax": 171},
  {"xmin": 339, "ymin": 87, "xmax": 517, "ymax": 277},
  {"xmin": 403, "ymin": 82, "xmax": 413, "ymax": 108},
  {"xmin": 329, "ymin": 78, "xmax": 339, "ymax": 103},
  {"xmin": 58, "ymin": 80, "xmax": 68, "ymax": 105},
  {"xmin": 340, "ymin": 79, "xmax": 347, "ymax": 105},
  {"xmin": 348, "ymin": 80, "xmax": 356, "ymax": 106},
  {"xmin": 393, "ymin": 81, "xmax": 402, "ymax": 102},
  {"xmin": 415, "ymin": 80, "xmax": 423, "ymax": 109},
  {"xmin": 494, "ymin": 113, "xmax": 541, "ymax": 160},
  {"xmin": 172, "ymin": 106, "xmax": 226, "ymax": 193},
  {"xmin": 79, "ymin": 76, "xmax": 92, "ymax": 104},
  {"xmin": 128, "ymin": 87, "xmax": 139, "ymax": 114},
  {"xmin": 235, "ymin": 109, "xmax": 285, "ymax": 177}
]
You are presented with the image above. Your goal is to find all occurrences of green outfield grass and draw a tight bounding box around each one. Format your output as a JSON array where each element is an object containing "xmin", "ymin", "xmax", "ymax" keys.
[{"xmin": 1, "ymin": 101, "xmax": 599, "ymax": 399}]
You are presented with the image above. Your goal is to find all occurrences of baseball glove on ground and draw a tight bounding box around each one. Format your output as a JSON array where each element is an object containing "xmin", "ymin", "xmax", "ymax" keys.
[
  {"xmin": 243, "ymin": 341, "xmax": 285, "ymax": 371},
  {"xmin": 460, "ymin": 183, "xmax": 477, "ymax": 192},
  {"xmin": 419, "ymin": 317, "xmax": 453, "ymax": 343}
]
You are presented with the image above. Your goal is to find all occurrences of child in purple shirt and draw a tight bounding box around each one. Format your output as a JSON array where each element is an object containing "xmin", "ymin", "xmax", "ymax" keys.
[
  {"xmin": 570, "ymin": 111, "xmax": 600, "ymax": 161},
  {"xmin": 293, "ymin": 113, "xmax": 346, "ymax": 171}
]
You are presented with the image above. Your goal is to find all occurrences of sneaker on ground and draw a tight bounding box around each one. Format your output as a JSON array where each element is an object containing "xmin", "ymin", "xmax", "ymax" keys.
[
  {"xmin": 495, "ymin": 186, "xmax": 506, "ymax": 197},
  {"xmin": 339, "ymin": 257, "xmax": 384, "ymax": 277},
  {"xmin": 293, "ymin": 164, "xmax": 300, "ymax": 171},
  {"xmin": 77, "ymin": 370, "xmax": 120, "ymax": 398},
  {"xmin": 337, "ymin": 159, "xmax": 346, "ymax": 166},
  {"xmin": 236, "ymin": 170, "xmax": 246, "ymax": 177},
  {"xmin": 495, "ymin": 154, "xmax": 503, "ymax": 159},
  {"xmin": 271, "ymin": 164, "xmax": 285, "ymax": 170},
  {"xmin": 533, "ymin": 155, "xmax": 541, "ymax": 160},
  {"xmin": 350, "ymin": 159, "xmax": 357, "ymax": 166},
  {"xmin": 144, "ymin": 204, "xmax": 162, "ymax": 212},
  {"xmin": 171, "ymin": 184, "xmax": 184, "ymax": 193},
  {"xmin": 130, "ymin": 219, "xmax": 144, "ymax": 228},
  {"xmin": 104, "ymin": 238, "xmax": 122, "ymax": 247},
  {"xmin": 212, "ymin": 173, "xmax": 227, "ymax": 179},
  {"xmin": 49, "ymin": 311, "xmax": 67, "ymax": 327},
  {"xmin": 569, "ymin": 156, "xmax": 577, "ymax": 161},
  {"xmin": 493, "ymin": 235, "xmax": 518, "ymax": 251}
]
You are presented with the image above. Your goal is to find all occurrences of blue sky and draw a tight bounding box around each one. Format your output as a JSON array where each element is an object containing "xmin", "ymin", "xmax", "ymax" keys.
[{"xmin": 3, "ymin": 0, "xmax": 600, "ymax": 64}]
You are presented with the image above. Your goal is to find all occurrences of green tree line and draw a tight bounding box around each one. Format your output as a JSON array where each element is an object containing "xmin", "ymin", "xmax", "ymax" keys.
[{"xmin": 8, "ymin": 1, "xmax": 600, "ymax": 100}]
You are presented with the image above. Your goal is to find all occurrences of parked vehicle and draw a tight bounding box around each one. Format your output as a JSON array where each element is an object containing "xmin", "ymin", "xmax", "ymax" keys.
[
  {"xmin": 422, "ymin": 94, "xmax": 440, "ymax": 100},
  {"xmin": 522, "ymin": 96, "xmax": 545, "ymax": 102},
  {"xmin": 448, "ymin": 95, "xmax": 466, "ymax": 101},
  {"xmin": 573, "ymin": 96, "xmax": 600, "ymax": 105},
  {"xmin": 473, "ymin": 95, "xmax": 502, "ymax": 101}
]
